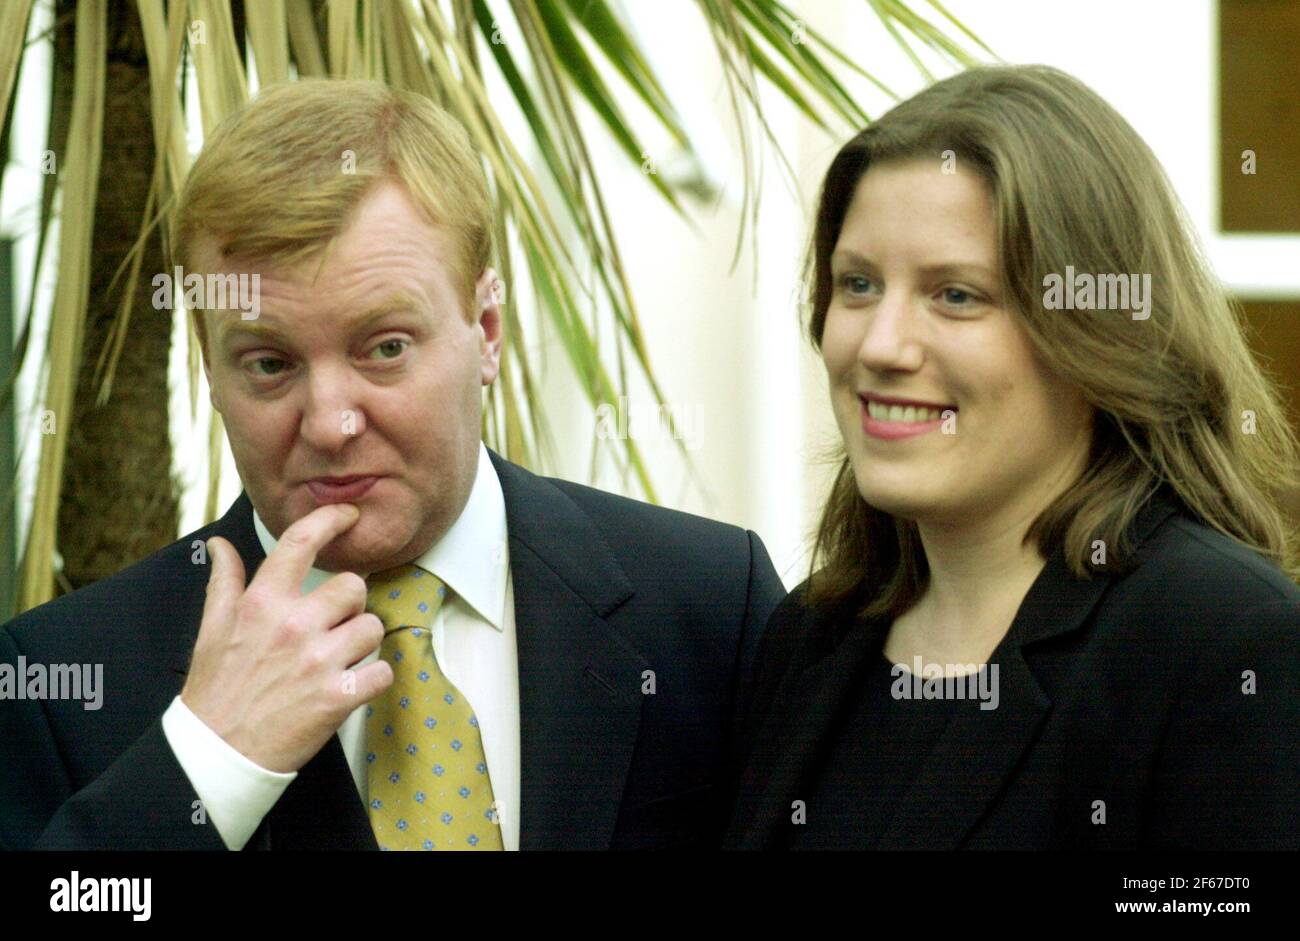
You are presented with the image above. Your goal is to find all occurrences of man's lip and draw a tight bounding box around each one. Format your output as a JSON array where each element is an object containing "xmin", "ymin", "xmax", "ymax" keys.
[
  {"xmin": 859, "ymin": 392, "xmax": 957, "ymax": 411},
  {"xmin": 305, "ymin": 475, "xmax": 381, "ymax": 504}
]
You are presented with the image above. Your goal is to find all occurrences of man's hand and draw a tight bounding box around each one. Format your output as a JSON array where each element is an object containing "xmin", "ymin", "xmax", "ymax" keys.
[{"xmin": 182, "ymin": 503, "xmax": 392, "ymax": 773}]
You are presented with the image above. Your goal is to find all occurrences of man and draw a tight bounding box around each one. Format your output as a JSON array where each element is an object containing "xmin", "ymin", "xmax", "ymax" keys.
[{"xmin": 0, "ymin": 80, "xmax": 785, "ymax": 850}]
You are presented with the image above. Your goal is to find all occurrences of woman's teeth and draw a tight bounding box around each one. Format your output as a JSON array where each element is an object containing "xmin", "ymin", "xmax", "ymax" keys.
[{"xmin": 866, "ymin": 401, "xmax": 946, "ymax": 423}]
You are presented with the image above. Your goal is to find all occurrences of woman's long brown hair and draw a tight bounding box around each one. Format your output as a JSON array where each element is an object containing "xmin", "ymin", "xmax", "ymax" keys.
[{"xmin": 805, "ymin": 64, "xmax": 1300, "ymax": 621}]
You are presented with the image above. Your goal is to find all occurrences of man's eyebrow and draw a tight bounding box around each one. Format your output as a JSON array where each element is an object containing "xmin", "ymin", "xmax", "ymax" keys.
[
  {"xmin": 216, "ymin": 292, "xmax": 430, "ymax": 347},
  {"xmin": 830, "ymin": 249, "xmax": 998, "ymax": 280}
]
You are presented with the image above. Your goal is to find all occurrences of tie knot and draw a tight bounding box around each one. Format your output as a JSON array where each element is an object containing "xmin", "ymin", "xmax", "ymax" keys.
[{"xmin": 365, "ymin": 564, "xmax": 448, "ymax": 634}]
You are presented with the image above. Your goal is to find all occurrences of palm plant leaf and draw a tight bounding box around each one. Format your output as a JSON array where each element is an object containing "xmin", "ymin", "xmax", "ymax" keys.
[
  {"xmin": 0, "ymin": 1, "xmax": 35, "ymax": 136},
  {"xmin": 17, "ymin": 0, "xmax": 106, "ymax": 610}
]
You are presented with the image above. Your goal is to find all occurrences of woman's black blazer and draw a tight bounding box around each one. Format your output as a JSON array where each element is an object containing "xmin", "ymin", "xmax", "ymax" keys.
[{"xmin": 725, "ymin": 495, "xmax": 1300, "ymax": 850}]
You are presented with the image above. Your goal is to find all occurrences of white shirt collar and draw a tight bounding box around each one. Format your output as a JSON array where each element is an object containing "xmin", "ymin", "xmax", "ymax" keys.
[{"xmin": 251, "ymin": 441, "xmax": 509, "ymax": 631}]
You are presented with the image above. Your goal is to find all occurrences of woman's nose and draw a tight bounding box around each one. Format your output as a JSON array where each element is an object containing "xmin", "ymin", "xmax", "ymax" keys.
[{"xmin": 856, "ymin": 290, "xmax": 924, "ymax": 373}]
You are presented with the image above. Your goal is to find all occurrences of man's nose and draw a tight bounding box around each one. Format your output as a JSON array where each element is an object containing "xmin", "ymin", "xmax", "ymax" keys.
[
  {"xmin": 856, "ymin": 288, "xmax": 925, "ymax": 374},
  {"xmin": 298, "ymin": 363, "xmax": 368, "ymax": 449}
]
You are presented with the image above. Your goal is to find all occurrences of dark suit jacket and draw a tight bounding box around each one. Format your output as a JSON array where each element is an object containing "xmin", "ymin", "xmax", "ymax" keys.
[
  {"xmin": 0, "ymin": 449, "xmax": 785, "ymax": 850},
  {"xmin": 725, "ymin": 495, "xmax": 1300, "ymax": 850}
]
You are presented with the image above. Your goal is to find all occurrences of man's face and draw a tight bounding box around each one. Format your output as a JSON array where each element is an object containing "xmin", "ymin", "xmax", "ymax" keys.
[{"xmin": 197, "ymin": 180, "xmax": 502, "ymax": 574}]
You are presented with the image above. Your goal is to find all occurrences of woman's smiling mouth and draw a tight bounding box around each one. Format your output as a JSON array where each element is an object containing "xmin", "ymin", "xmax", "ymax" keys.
[{"xmin": 858, "ymin": 393, "xmax": 956, "ymax": 440}]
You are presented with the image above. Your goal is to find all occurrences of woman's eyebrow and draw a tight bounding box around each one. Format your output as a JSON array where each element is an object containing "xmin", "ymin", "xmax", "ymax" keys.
[{"xmin": 831, "ymin": 250, "xmax": 996, "ymax": 281}]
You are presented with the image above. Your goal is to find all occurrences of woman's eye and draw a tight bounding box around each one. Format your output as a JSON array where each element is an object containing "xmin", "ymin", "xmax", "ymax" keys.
[
  {"xmin": 837, "ymin": 274, "xmax": 874, "ymax": 296},
  {"xmin": 941, "ymin": 287, "xmax": 976, "ymax": 306},
  {"xmin": 369, "ymin": 339, "xmax": 409, "ymax": 360}
]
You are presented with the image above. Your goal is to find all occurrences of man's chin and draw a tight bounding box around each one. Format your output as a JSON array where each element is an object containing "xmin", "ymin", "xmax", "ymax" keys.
[{"xmin": 312, "ymin": 538, "xmax": 411, "ymax": 576}]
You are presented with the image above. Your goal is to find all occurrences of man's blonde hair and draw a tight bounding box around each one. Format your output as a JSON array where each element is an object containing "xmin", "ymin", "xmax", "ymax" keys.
[{"xmin": 171, "ymin": 79, "xmax": 493, "ymax": 348}]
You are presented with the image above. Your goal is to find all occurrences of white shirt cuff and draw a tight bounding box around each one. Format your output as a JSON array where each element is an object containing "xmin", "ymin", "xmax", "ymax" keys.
[{"xmin": 161, "ymin": 695, "xmax": 297, "ymax": 850}]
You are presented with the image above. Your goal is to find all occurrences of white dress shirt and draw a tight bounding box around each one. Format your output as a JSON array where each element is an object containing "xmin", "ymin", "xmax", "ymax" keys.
[{"xmin": 161, "ymin": 442, "xmax": 521, "ymax": 850}]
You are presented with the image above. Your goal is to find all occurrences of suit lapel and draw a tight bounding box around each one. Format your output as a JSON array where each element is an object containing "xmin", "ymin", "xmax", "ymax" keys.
[
  {"xmin": 489, "ymin": 450, "xmax": 646, "ymax": 850},
  {"xmin": 730, "ymin": 608, "xmax": 887, "ymax": 848}
]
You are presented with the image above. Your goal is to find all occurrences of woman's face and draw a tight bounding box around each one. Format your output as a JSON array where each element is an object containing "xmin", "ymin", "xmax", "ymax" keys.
[{"xmin": 820, "ymin": 157, "xmax": 1093, "ymax": 530}]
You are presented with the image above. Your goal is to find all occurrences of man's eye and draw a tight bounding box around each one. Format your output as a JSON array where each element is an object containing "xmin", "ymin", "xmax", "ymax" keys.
[
  {"xmin": 249, "ymin": 357, "xmax": 288, "ymax": 376},
  {"xmin": 369, "ymin": 339, "xmax": 409, "ymax": 360}
]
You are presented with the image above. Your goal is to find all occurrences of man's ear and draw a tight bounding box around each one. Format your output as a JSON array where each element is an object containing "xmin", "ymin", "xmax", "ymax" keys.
[
  {"xmin": 197, "ymin": 318, "xmax": 221, "ymax": 415},
  {"xmin": 474, "ymin": 267, "xmax": 504, "ymax": 386}
]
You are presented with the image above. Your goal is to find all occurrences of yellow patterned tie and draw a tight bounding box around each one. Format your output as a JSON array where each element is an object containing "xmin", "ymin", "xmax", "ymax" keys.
[{"xmin": 364, "ymin": 564, "xmax": 503, "ymax": 851}]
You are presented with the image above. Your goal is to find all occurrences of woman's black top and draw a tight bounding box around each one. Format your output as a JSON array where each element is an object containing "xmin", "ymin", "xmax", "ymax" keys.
[{"xmin": 788, "ymin": 636, "xmax": 994, "ymax": 851}]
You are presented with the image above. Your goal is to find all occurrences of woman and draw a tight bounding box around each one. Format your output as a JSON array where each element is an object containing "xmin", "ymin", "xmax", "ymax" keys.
[{"xmin": 725, "ymin": 64, "xmax": 1300, "ymax": 850}]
